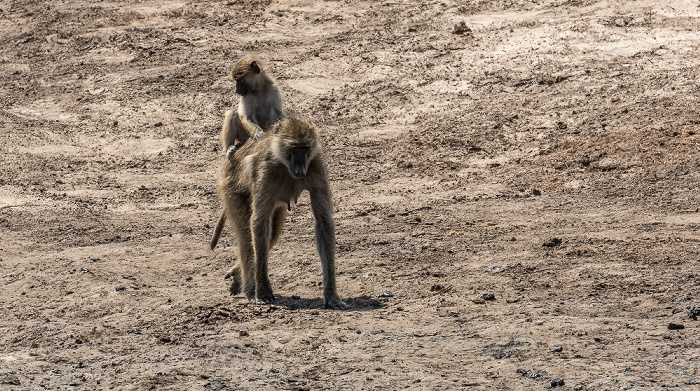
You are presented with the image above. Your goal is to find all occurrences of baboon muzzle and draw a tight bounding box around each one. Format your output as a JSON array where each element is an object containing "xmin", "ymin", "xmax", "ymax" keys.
[
  {"xmin": 290, "ymin": 161, "xmax": 307, "ymax": 178},
  {"xmin": 289, "ymin": 147, "xmax": 310, "ymax": 178},
  {"xmin": 235, "ymin": 80, "xmax": 251, "ymax": 96}
]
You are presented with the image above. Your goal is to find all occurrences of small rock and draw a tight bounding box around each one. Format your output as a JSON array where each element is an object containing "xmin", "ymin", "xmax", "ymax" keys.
[
  {"xmin": 488, "ymin": 266, "xmax": 503, "ymax": 274},
  {"xmin": 543, "ymin": 238, "xmax": 562, "ymax": 247},
  {"xmin": 688, "ymin": 307, "xmax": 699, "ymax": 320},
  {"xmin": 452, "ymin": 21, "xmax": 472, "ymax": 35},
  {"xmin": 550, "ymin": 378, "xmax": 565, "ymax": 387},
  {"xmin": 373, "ymin": 292, "xmax": 394, "ymax": 298},
  {"xmin": 553, "ymin": 345, "xmax": 563, "ymax": 352},
  {"xmin": 527, "ymin": 372, "xmax": 541, "ymax": 380},
  {"xmin": 668, "ymin": 322, "xmax": 685, "ymax": 330},
  {"xmin": 2, "ymin": 376, "xmax": 20, "ymax": 385},
  {"xmin": 239, "ymin": 330, "xmax": 249, "ymax": 337},
  {"xmin": 482, "ymin": 293, "xmax": 496, "ymax": 301},
  {"xmin": 532, "ymin": 189, "xmax": 541, "ymax": 196}
]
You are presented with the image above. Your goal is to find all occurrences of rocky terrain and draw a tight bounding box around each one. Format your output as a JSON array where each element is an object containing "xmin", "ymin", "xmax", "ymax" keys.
[{"xmin": 1, "ymin": 0, "xmax": 699, "ymax": 389}]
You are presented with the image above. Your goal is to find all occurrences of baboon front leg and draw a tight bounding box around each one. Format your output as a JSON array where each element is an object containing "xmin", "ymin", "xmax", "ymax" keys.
[
  {"xmin": 309, "ymin": 185, "xmax": 348, "ymax": 310},
  {"xmin": 269, "ymin": 207, "xmax": 287, "ymax": 249},
  {"xmin": 250, "ymin": 212, "xmax": 275, "ymax": 304}
]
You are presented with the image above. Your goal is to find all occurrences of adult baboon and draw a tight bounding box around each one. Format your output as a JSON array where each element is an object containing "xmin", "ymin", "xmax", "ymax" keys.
[{"xmin": 217, "ymin": 117, "xmax": 347, "ymax": 310}]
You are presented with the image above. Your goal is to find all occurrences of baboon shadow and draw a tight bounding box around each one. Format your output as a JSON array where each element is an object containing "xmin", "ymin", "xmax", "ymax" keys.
[{"xmin": 272, "ymin": 294, "xmax": 384, "ymax": 311}]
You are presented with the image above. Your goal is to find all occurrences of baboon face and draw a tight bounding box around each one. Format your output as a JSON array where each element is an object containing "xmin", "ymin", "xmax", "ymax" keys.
[
  {"xmin": 287, "ymin": 145, "xmax": 311, "ymax": 178},
  {"xmin": 232, "ymin": 59, "xmax": 262, "ymax": 96},
  {"xmin": 273, "ymin": 118, "xmax": 318, "ymax": 179}
]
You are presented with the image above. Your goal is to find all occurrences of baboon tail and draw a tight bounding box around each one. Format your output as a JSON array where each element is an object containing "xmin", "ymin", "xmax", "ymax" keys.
[{"xmin": 210, "ymin": 211, "xmax": 227, "ymax": 250}]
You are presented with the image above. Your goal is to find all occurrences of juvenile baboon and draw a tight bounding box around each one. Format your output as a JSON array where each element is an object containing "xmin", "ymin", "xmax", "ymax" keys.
[
  {"xmin": 212, "ymin": 56, "xmax": 286, "ymax": 248},
  {"xmin": 220, "ymin": 55, "xmax": 286, "ymax": 159},
  {"xmin": 216, "ymin": 117, "xmax": 347, "ymax": 310}
]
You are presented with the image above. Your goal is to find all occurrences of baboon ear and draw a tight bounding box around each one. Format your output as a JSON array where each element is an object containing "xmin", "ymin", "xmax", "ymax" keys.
[{"xmin": 250, "ymin": 61, "xmax": 261, "ymax": 74}]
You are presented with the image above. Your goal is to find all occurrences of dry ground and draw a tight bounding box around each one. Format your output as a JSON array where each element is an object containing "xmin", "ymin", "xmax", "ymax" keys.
[{"xmin": 1, "ymin": 0, "xmax": 699, "ymax": 390}]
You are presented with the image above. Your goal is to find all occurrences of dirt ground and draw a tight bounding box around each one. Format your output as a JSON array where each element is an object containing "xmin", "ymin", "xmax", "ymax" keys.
[{"xmin": 1, "ymin": 0, "xmax": 699, "ymax": 389}]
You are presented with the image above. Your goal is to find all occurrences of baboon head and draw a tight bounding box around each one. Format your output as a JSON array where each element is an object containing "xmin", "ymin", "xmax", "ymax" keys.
[
  {"xmin": 273, "ymin": 118, "xmax": 319, "ymax": 179},
  {"xmin": 230, "ymin": 56, "xmax": 264, "ymax": 96}
]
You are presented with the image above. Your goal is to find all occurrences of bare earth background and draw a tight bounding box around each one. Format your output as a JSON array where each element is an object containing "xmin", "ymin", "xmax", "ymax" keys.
[{"xmin": 1, "ymin": 0, "xmax": 699, "ymax": 390}]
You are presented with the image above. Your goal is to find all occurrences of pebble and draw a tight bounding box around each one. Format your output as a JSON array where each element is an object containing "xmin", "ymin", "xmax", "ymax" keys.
[
  {"xmin": 550, "ymin": 378, "xmax": 565, "ymax": 387},
  {"xmin": 527, "ymin": 372, "xmax": 541, "ymax": 380},
  {"xmin": 553, "ymin": 345, "xmax": 563, "ymax": 352},
  {"xmin": 543, "ymin": 238, "xmax": 562, "ymax": 247},
  {"xmin": 517, "ymin": 369, "xmax": 541, "ymax": 380},
  {"xmin": 668, "ymin": 322, "xmax": 685, "ymax": 330},
  {"xmin": 373, "ymin": 292, "xmax": 394, "ymax": 298},
  {"xmin": 688, "ymin": 307, "xmax": 699, "ymax": 320},
  {"xmin": 482, "ymin": 293, "xmax": 496, "ymax": 301}
]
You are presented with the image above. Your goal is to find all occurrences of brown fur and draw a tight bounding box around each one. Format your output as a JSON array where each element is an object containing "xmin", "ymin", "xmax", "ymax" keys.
[
  {"xmin": 216, "ymin": 118, "xmax": 347, "ymax": 310},
  {"xmin": 220, "ymin": 55, "xmax": 285, "ymax": 155},
  {"xmin": 211, "ymin": 56, "xmax": 286, "ymax": 250}
]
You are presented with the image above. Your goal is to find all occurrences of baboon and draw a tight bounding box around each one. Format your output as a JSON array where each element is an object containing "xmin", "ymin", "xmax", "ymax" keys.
[
  {"xmin": 216, "ymin": 117, "xmax": 348, "ymax": 310},
  {"xmin": 211, "ymin": 56, "xmax": 286, "ymax": 248},
  {"xmin": 220, "ymin": 55, "xmax": 286, "ymax": 159}
]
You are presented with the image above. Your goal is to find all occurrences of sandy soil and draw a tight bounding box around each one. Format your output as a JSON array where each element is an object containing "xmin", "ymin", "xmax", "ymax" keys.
[{"xmin": 1, "ymin": 0, "xmax": 699, "ymax": 389}]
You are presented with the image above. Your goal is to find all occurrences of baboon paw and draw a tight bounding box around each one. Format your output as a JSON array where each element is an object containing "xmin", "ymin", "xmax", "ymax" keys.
[
  {"xmin": 228, "ymin": 279, "xmax": 242, "ymax": 296},
  {"xmin": 251, "ymin": 131, "xmax": 265, "ymax": 141},
  {"xmin": 323, "ymin": 298, "xmax": 349, "ymax": 310},
  {"xmin": 225, "ymin": 143, "xmax": 243, "ymax": 160},
  {"xmin": 224, "ymin": 266, "xmax": 240, "ymax": 280},
  {"xmin": 225, "ymin": 267, "xmax": 242, "ymax": 295}
]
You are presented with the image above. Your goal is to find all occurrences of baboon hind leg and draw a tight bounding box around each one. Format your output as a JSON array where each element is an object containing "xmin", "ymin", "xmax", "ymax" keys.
[
  {"xmin": 220, "ymin": 110, "xmax": 250, "ymax": 155},
  {"xmin": 224, "ymin": 264, "xmax": 242, "ymax": 295},
  {"xmin": 224, "ymin": 195, "xmax": 255, "ymax": 298}
]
